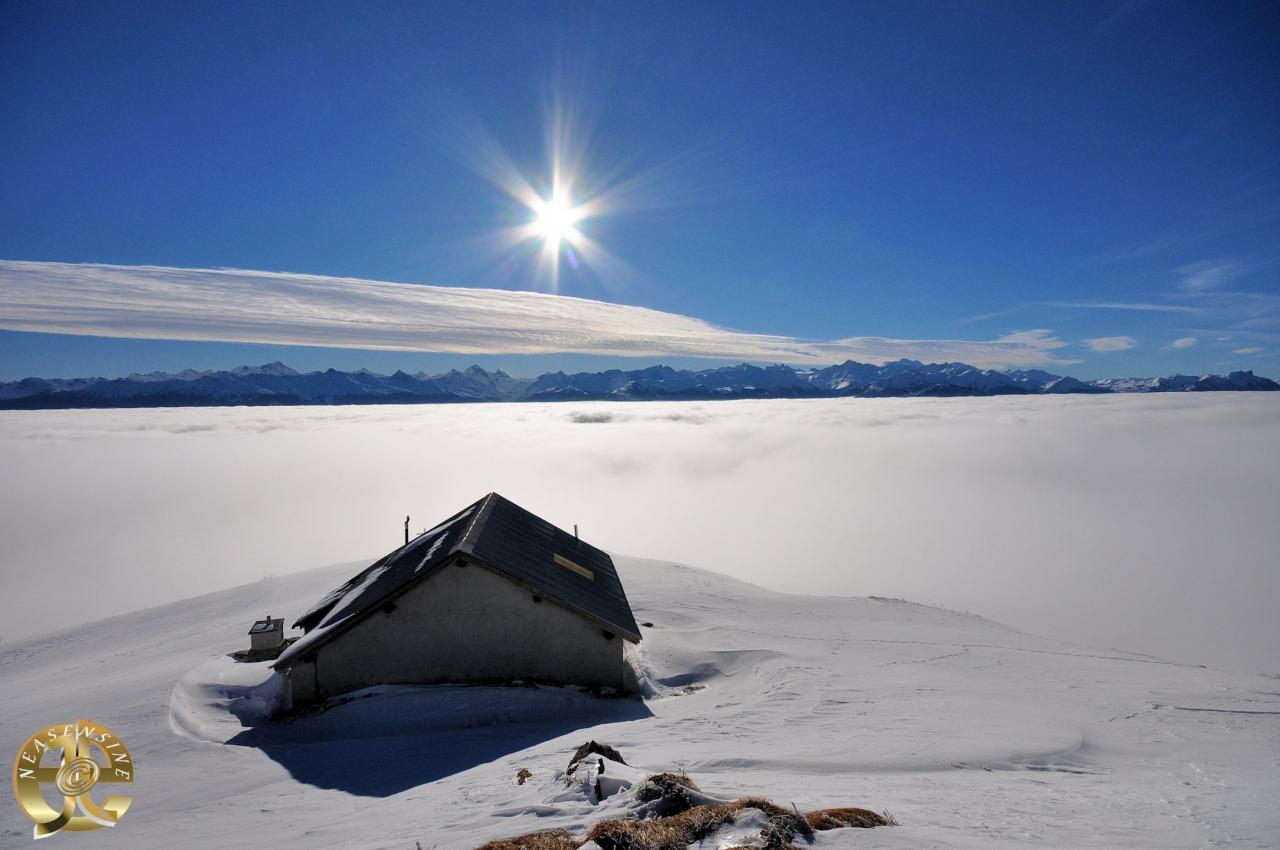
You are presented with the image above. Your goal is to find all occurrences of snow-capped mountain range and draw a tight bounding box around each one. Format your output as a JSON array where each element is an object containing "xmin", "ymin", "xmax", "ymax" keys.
[{"xmin": 1, "ymin": 359, "xmax": 1276, "ymax": 408}]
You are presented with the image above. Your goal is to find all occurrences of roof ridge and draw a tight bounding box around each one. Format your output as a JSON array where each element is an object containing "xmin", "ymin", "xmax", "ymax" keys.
[{"xmin": 459, "ymin": 491, "xmax": 498, "ymax": 554}]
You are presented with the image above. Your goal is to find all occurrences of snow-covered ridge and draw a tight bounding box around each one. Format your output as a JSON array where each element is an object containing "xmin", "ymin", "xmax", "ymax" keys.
[
  {"xmin": 1, "ymin": 554, "xmax": 1276, "ymax": 848},
  {"xmin": 2, "ymin": 358, "xmax": 1277, "ymax": 408}
]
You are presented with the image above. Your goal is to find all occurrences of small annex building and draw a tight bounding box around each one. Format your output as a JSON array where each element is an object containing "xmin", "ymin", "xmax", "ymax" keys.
[
  {"xmin": 274, "ymin": 492, "xmax": 642, "ymax": 710},
  {"xmin": 248, "ymin": 615, "xmax": 285, "ymax": 652}
]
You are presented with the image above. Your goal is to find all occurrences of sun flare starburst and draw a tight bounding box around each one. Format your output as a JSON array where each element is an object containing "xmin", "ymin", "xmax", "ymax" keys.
[
  {"xmin": 530, "ymin": 189, "xmax": 584, "ymax": 252},
  {"xmin": 514, "ymin": 177, "xmax": 598, "ymax": 289},
  {"xmin": 443, "ymin": 99, "xmax": 652, "ymax": 293}
]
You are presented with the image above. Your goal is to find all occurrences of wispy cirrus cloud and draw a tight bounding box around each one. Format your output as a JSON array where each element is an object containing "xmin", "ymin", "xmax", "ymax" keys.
[
  {"xmin": 953, "ymin": 307, "xmax": 1020, "ymax": 326},
  {"xmin": 959, "ymin": 300, "xmax": 1200, "ymax": 325},
  {"xmin": 1042, "ymin": 300, "xmax": 1201, "ymax": 315},
  {"xmin": 0, "ymin": 261, "xmax": 1075, "ymax": 369},
  {"xmin": 1177, "ymin": 259, "xmax": 1249, "ymax": 292},
  {"xmin": 1084, "ymin": 336, "xmax": 1138, "ymax": 353}
]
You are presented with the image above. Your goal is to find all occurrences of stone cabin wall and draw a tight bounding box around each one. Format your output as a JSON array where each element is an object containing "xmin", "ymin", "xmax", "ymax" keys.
[{"xmin": 284, "ymin": 559, "xmax": 628, "ymax": 707}]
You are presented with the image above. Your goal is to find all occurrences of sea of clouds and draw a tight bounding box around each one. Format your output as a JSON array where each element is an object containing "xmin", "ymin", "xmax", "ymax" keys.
[{"xmin": 2, "ymin": 393, "xmax": 1276, "ymax": 672}]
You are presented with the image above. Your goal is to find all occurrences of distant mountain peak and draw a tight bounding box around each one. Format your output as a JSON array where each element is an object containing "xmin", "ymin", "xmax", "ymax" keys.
[{"xmin": 230, "ymin": 361, "xmax": 299, "ymax": 377}]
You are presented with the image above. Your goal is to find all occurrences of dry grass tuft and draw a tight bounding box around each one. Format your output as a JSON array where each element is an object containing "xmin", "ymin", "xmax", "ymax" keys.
[
  {"xmin": 635, "ymin": 772, "xmax": 705, "ymax": 816},
  {"xmin": 480, "ymin": 795, "xmax": 894, "ymax": 850},
  {"xmin": 473, "ymin": 828, "xmax": 579, "ymax": 850},
  {"xmin": 806, "ymin": 806, "xmax": 897, "ymax": 829},
  {"xmin": 587, "ymin": 801, "xmax": 734, "ymax": 850},
  {"xmin": 477, "ymin": 764, "xmax": 894, "ymax": 850},
  {"xmin": 587, "ymin": 797, "xmax": 809, "ymax": 850},
  {"xmin": 642, "ymin": 772, "xmax": 701, "ymax": 794}
]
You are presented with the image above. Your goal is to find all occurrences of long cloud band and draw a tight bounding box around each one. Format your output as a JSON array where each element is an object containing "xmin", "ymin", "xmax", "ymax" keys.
[{"xmin": 0, "ymin": 260, "xmax": 1071, "ymax": 368}]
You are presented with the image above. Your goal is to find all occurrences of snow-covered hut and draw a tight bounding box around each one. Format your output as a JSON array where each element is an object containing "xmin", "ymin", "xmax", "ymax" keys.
[
  {"xmin": 248, "ymin": 615, "xmax": 284, "ymax": 651},
  {"xmin": 273, "ymin": 492, "xmax": 641, "ymax": 709}
]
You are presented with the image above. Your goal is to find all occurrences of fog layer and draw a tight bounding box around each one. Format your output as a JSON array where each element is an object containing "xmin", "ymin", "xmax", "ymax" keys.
[{"xmin": 2, "ymin": 395, "xmax": 1275, "ymax": 672}]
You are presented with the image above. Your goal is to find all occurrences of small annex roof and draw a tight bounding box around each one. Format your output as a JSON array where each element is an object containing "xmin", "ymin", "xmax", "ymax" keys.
[
  {"xmin": 248, "ymin": 617, "xmax": 282, "ymax": 635},
  {"xmin": 276, "ymin": 493, "xmax": 640, "ymax": 668}
]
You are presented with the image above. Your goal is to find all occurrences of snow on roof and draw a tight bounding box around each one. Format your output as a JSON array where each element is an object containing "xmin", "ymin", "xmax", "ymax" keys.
[
  {"xmin": 276, "ymin": 505, "xmax": 478, "ymax": 666},
  {"xmin": 275, "ymin": 493, "xmax": 640, "ymax": 669},
  {"xmin": 290, "ymin": 506, "xmax": 476, "ymax": 634}
]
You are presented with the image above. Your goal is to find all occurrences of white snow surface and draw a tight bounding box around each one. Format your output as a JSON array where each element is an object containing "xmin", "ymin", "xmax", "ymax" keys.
[{"xmin": 2, "ymin": 555, "xmax": 1277, "ymax": 848}]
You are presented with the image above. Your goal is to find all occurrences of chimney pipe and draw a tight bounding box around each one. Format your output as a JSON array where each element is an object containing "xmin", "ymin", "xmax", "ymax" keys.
[
  {"xmin": 404, "ymin": 515, "xmax": 410, "ymax": 546},
  {"xmin": 574, "ymin": 523, "xmax": 578, "ymax": 540}
]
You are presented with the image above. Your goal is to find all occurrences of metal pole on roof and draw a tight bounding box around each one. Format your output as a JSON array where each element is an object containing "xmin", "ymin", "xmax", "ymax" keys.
[
  {"xmin": 574, "ymin": 523, "xmax": 578, "ymax": 540},
  {"xmin": 404, "ymin": 515, "xmax": 410, "ymax": 546}
]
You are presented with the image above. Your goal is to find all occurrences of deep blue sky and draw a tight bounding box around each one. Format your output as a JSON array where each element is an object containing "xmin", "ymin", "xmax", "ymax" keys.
[{"xmin": 2, "ymin": 0, "xmax": 1278, "ymax": 379}]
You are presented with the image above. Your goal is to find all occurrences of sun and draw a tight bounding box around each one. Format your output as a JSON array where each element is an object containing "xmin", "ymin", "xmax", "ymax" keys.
[
  {"xmin": 531, "ymin": 189, "xmax": 583, "ymax": 251},
  {"xmin": 523, "ymin": 184, "xmax": 591, "ymax": 288},
  {"xmin": 452, "ymin": 101, "xmax": 648, "ymax": 291}
]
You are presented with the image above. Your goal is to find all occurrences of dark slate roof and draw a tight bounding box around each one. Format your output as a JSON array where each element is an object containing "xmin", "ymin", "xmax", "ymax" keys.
[
  {"xmin": 276, "ymin": 493, "xmax": 640, "ymax": 668},
  {"xmin": 289, "ymin": 499, "xmax": 480, "ymax": 635},
  {"xmin": 466, "ymin": 494, "xmax": 640, "ymax": 642}
]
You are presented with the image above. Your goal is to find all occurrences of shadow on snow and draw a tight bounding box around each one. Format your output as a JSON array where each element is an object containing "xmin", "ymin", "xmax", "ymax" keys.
[{"xmin": 226, "ymin": 684, "xmax": 652, "ymax": 797}]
